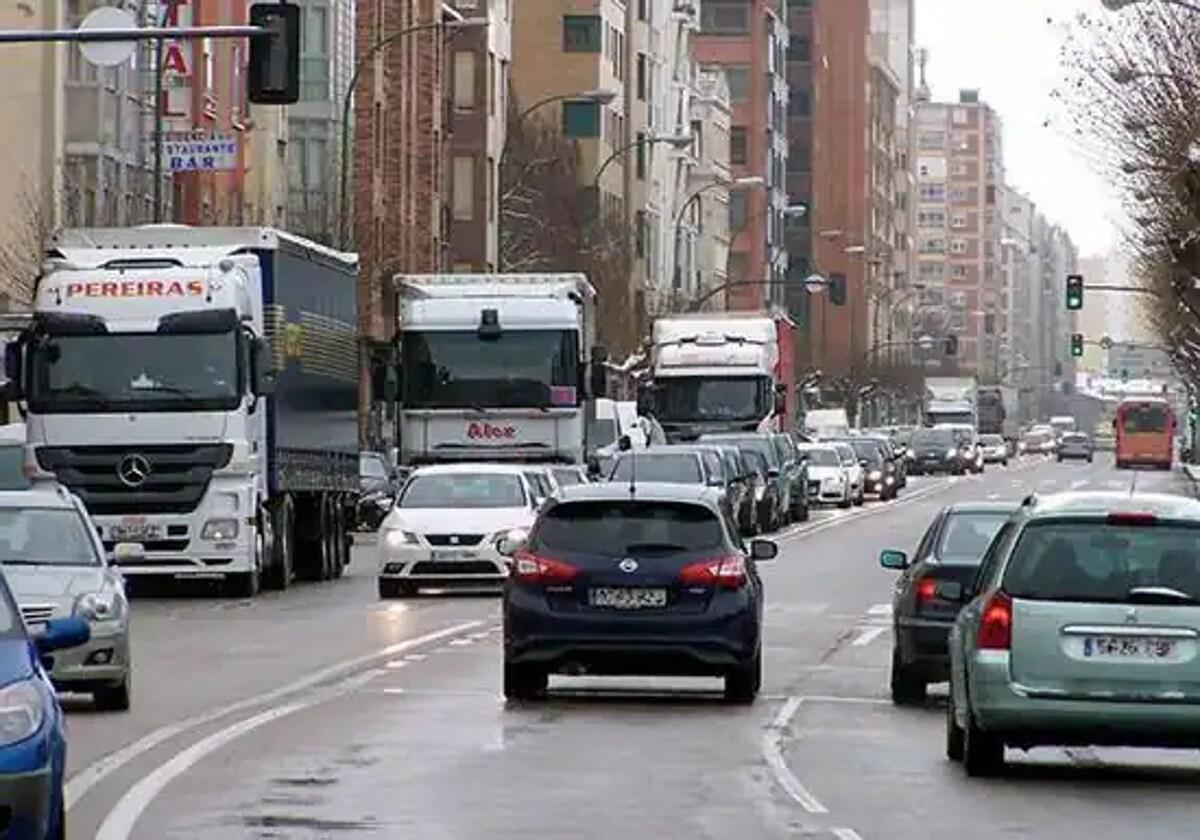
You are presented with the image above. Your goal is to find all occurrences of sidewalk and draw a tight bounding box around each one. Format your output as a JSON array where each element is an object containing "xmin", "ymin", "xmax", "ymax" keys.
[{"xmin": 1180, "ymin": 463, "xmax": 1200, "ymax": 497}]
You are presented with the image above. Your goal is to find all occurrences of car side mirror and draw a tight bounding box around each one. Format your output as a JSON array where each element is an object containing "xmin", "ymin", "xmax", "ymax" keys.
[
  {"xmin": 767, "ymin": 467, "xmax": 780, "ymax": 478},
  {"xmin": 112, "ymin": 542, "xmax": 145, "ymax": 565},
  {"xmin": 34, "ymin": 616, "xmax": 90, "ymax": 654},
  {"xmin": 252, "ymin": 338, "xmax": 276, "ymax": 397},
  {"xmin": 3, "ymin": 340, "xmax": 21, "ymax": 399},
  {"xmin": 879, "ymin": 548, "xmax": 908, "ymax": 570},
  {"xmin": 749, "ymin": 538, "xmax": 778, "ymax": 561},
  {"xmin": 586, "ymin": 455, "xmax": 601, "ymax": 477}
]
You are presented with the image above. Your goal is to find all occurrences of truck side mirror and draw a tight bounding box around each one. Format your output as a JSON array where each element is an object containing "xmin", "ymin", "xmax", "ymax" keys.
[
  {"xmin": 384, "ymin": 368, "xmax": 398, "ymax": 402},
  {"xmin": 252, "ymin": 338, "xmax": 275, "ymax": 397},
  {"xmin": 636, "ymin": 386, "xmax": 653, "ymax": 416},
  {"xmin": 590, "ymin": 360, "xmax": 608, "ymax": 400},
  {"xmin": 3, "ymin": 341, "xmax": 21, "ymax": 400}
]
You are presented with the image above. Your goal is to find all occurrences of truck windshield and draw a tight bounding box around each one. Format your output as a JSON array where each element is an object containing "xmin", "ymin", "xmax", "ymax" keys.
[
  {"xmin": 927, "ymin": 410, "xmax": 974, "ymax": 426},
  {"xmin": 402, "ymin": 330, "xmax": 580, "ymax": 409},
  {"xmin": 27, "ymin": 331, "xmax": 241, "ymax": 413},
  {"xmin": 654, "ymin": 376, "xmax": 768, "ymax": 422}
]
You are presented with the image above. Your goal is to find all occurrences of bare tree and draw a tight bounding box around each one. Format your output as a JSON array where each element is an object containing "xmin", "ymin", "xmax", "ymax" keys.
[
  {"xmin": 500, "ymin": 96, "xmax": 636, "ymax": 355},
  {"xmin": 0, "ymin": 178, "xmax": 59, "ymax": 307}
]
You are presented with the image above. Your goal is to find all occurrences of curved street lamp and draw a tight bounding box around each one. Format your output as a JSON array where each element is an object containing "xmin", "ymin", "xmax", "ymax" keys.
[
  {"xmin": 591, "ymin": 132, "xmax": 694, "ymax": 189},
  {"xmin": 1102, "ymin": 0, "xmax": 1200, "ymax": 12}
]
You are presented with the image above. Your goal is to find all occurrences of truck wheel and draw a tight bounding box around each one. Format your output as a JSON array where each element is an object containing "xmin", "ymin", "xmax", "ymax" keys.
[
  {"xmin": 332, "ymin": 499, "xmax": 348, "ymax": 578},
  {"xmin": 320, "ymin": 498, "xmax": 337, "ymax": 580},
  {"xmin": 227, "ymin": 565, "xmax": 260, "ymax": 598},
  {"xmin": 264, "ymin": 498, "xmax": 294, "ymax": 591}
]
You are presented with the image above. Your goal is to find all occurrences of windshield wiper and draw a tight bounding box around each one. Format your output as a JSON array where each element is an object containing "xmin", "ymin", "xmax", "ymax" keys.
[
  {"xmin": 130, "ymin": 384, "xmax": 195, "ymax": 397},
  {"xmin": 49, "ymin": 383, "xmax": 116, "ymax": 409},
  {"xmin": 1127, "ymin": 586, "xmax": 1200, "ymax": 605},
  {"xmin": 0, "ymin": 560, "xmax": 53, "ymax": 566}
]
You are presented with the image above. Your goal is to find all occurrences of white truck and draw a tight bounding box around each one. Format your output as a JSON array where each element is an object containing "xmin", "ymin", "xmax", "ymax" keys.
[
  {"xmin": 924, "ymin": 376, "xmax": 978, "ymax": 427},
  {"xmin": 393, "ymin": 274, "xmax": 606, "ymax": 465},
  {"xmin": 645, "ymin": 312, "xmax": 798, "ymax": 441},
  {"xmin": 4, "ymin": 226, "xmax": 359, "ymax": 596}
]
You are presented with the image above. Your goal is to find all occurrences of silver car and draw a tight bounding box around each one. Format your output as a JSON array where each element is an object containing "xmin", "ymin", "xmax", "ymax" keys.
[{"xmin": 0, "ymin": 486, "xmax": 132, "ymax": 710}]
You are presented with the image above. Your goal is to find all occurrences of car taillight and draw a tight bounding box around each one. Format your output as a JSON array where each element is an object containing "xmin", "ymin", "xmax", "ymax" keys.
[
  {"xmin": 977, "ymin": 591, "xmax": 1012, "ymax": 651},
  {"xmin": 680, "ymin": 554, "xmax": 747, "ymax": 589},
  {"xmin": 512, "ymin": 550, "xmax": 579, "ymax": 585},
  {"xmin": 915, "ymin": 577, "xmax": 938, "ymax": 604},
  {"xmin": 1106, "ymin": 512, "xmax": 1157, "ymax": 526}
]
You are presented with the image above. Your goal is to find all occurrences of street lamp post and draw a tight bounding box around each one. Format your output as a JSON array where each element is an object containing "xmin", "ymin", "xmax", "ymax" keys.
[
  {"xmin": 669, "ymin": 175, "xmax": 764, "ymax": 310},
  {"xmin": 337, "ymin": 16, "xmax": 488, "ymax": 250},
  {"xmin": 591, "ymin": 132, "xmax": 694, "ymax": 191}
]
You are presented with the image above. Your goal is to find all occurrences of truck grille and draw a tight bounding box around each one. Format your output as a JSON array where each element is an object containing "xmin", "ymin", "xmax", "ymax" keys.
[
  {"xmin": 36, "ymin": 444, "xmax": 233, "ymax": 515},
  {"xmin": 425, "ymin": 534, "xmax": 484, "ymax": 547},
  {"xmin": 20, "ymin": 605, "xmax": 55, "ymax": 626}
]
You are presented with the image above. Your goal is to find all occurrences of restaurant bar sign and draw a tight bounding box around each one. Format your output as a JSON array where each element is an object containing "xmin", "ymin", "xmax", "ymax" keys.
[{"xmin": 163, "ymin": 136, "xmax": 239, "ymax": 173}]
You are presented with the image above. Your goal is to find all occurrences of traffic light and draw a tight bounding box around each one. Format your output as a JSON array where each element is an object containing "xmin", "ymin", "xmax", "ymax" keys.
[
  {"xmin": 828, "ymin": 273, "xmax": 847, "ymax": 306},
  {"xmin": 248, "ymin": 3, "xmax": 301, "ymax": 105},
  {"xmin": 1065, "ymin": 273, "xmax": 1084, "ymax": 311},
  {"xmin": 944, "ymin": 334, "xmax": 958, "ymax": 357},
  {"xmin": 1070, "ymin": 332, "xmax": 1084, "ymax": 357}
]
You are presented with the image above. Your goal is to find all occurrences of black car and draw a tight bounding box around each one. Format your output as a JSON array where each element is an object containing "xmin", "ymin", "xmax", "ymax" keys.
[
  {"xmin": 859, "ymin": 434, "xmax": 906, "ymax": 489},
  {"xmin": 501, "ymin": 482, "xmax": 778, "ymax": 703},
  {"xmin": 769, "ymin": 433, "xmax": 811, "ymax": 522},
  {"xmin": 699, "ymin": 434, "xmax": 791, "ymax": 530},
  {"xmin": 355, "ymin": 451, "xmax": 402, "ymax": 531},
  {"xmin": 684, "ymin": 444, "xmax": 759, "ymax": 536},
  {"xmin": 833, "ymin": 437, "xmax": 898, "ymax": 500},
  {"xmin": 880, "ymin": 502, "xmax": 1016, "ymax": 704},
  {"xmin": 907, "ymin": 427, "xmax": 966, "ymax": 475}
]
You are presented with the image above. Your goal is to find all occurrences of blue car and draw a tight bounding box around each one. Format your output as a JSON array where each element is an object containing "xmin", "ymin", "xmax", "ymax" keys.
[{"xmin": 0, "ymin": 574, "xmax": 90, "ymax": 840}]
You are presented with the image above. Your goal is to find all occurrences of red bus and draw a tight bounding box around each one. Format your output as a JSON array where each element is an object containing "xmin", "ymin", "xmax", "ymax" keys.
[{"xmin": 1114, "ymin": 397, "xmax": 1175, "ymax": 470}]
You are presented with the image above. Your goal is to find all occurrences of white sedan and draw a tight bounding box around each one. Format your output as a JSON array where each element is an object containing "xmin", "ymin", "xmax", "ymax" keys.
[
  {"xmin": 377, "ymin": 464, "xmax": 538, "ymax": 597},
  {"xmin": 799, "ymin": 444, "xmax": 854, "ymax": 508}
]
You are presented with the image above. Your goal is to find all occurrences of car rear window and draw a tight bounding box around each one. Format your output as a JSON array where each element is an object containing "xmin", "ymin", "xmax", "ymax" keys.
[
  {"xmin": 936, "ymin": 512, "xmax": 1012, "ymax": 564},
  {"xmin": 0, "ymin": 446, "xmax": 28, "ymax": 490},
  {"xmin": 1003, "ymin": 522, "xmax": 1200, "ymax": 603},
  {"xmin": 551, "ymin": 468, "xmax": 584, "ymax": 487},
  {"xmin": 609, "ymin": 454, "xmax": 702, "ymax": 484},
  {"xmin": 533, "ymin": 500, "xmax": 726, "ymax": 557}
]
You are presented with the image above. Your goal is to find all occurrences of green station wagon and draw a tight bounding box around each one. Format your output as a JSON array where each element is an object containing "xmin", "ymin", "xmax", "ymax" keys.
[{"xmin": 948, "ymin": 491, "xmax": 1200, "ymax": 776}]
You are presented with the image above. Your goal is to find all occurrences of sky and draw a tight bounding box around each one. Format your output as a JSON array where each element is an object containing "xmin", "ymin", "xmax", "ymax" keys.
[{"xmin": 914, "ymin": 0, "xmax": 1121, "ymax": 258}]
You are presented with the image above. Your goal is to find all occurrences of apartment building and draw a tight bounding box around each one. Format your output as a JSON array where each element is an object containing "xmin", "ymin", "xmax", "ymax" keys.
[
  {"xmin": 354, "ymin": 0, "xmax": 454, "ymax": 339},
  {"xmin": 447, "ymin": 0, "xmax": 511, "ymax": 271},
  {"xmin": 913, "ymin": 89, "xmax": 1005, "ymax": 378},
  {"xmin": 811, "ymin": 0, "xmax": 870, "ymax": 372},
  {"xmin": 695, "ymin": 0, "xmax": 789, "ymax": 313},
  {"xmin": 288, "ymin": 0, "xmax": 355, "ymax": 243},
  {"xmin": 785, "ymin": 0, "xmax": 814, "ymax": 360}
]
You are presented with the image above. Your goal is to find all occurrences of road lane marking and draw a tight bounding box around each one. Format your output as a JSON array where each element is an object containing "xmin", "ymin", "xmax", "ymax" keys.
[
  {"xmin": 66, "ymin": 620, "xmax": 486, "ymax": 811},
  {"xmin": 404, "ymin": 653, "xmax": 429, "ymax": 662},
  {"xmin": 850, "ymin": 626, "xmax": 887, "ymax": 647},
  {"xmin": 1070, "ymin": 478, "xmax": 1088, "ymax": 490},
  {"xmin": 777, "ymin": 480, "xmax": 953, "ymax": 543},
  {"xmin": 384, "ymin": 660, "xmax": 409, "ymax": 670},
  {"xmin": 865, "ymin": 603, "xmax": 891, "ymax": 616},
  {"xmin": 96, "ymin": 667, "xmax": 385, "ymax": 840},
  {"xmin": 833, "ymin": 829, "xmax": 865, "ymax": 840},
  {"xmin": 763, "ymin": 700, "xmax": 828, "ymax": 814},
  {"xmin": 449, "ymin": 637, "xmax": 474, "ymax": 646}
]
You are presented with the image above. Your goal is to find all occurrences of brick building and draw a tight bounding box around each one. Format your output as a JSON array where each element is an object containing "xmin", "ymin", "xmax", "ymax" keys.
[{"xmin": 811, "ymin": 0, "xmax": 870, "ymax": 373}]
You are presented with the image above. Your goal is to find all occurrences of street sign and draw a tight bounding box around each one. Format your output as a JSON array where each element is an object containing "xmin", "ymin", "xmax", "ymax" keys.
[
  {"xmin": 78, "ymin": 6, "xmax": 138, "ymax": 67},
  {"xmin": 163, "ymin": 136, "xmax": 238, "ymax": 172}
]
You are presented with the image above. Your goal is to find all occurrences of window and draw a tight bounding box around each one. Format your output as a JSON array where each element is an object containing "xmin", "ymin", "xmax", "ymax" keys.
[
  {"xmin": 532, "ymin": 500, "xmax": 725, "ymax": 557},
  {"xmin": 453, "ymin": 51, "xmax": 476, "ymax": 110},
  {"xmin": 563, "ymin": 15, "xmax": 601, "ymax": 52},
  {"xmin": 562, "ymin": 101, "xmax": 601, "ymax": 137},
  {"xmin": 950, "ymin": 214, "xmax": 967, "ymax": 229},
  {"xmin": 730, "ymin": 126, "xmax": 748, "ymax": 164},
  {"xmin": 700, "ymin": 0, "xmax": 750, "ymax": 34},
  {"xmin": 951, "ymin": 161, "xmax": 969, "ymax": 177},
  {"xmin": 635, "ymin": 210, "xmax": 646, "ymax": 258},
  {"xmin": 399, "ymin": 474, "xmax": 527, "ymax": 509},
  {"xmin": 691, "ymin": 119, "xmax": 703, "ymax": 160},
  {"xmin": 0, "ymin": 509, "xmax": 100, "ymax": 567},
  {"xmin": 729, "ymin": 189, "xmax": 749, "ymax": 230},
  {"xmin": 918, "ymin": 261, "xmax": 944, "ymax": 280},
  {"xmin": 950, "ymin": 239, "xmax": 967, "ymax": 254},
  {"xmin": 725, "ymin": 65, "xmax": 750, "ymax": 102},
  {"xmin": 952, "ymin": 264, "xmax": 969, "ymax": 279},
  {"xmin": 917, "ymin": 210, "xmax": 946, "ymax": 227},
  {"xmin": 919, "ymin": 237, "xmax": 945, "ymax": 254},
  {"xmin": 917, "ymin": 131, "xmax": 945, "ymax": 150},
  {"xmin": 636, "ymin": 53, "xmax": 647, "ymax": 100},
  {"xmin": 635, "ymin": 131, "xmax": 646, "ymax": 180},
  {"xmin": 789, "ymin": 88, "xmax": 810, "ymax": 116},
  {"xmin": 918, "ymin": 183, "xmax": 946, "ymax": 201},
  {"xmin": 788, "ymin": 140, "xmax": 810, "ymax": 172},
  {"xmin": 952, "ymin": 107, "xmax": 969, "ymax": 125},
  {"xmin": 453, "ymin": 157, "xmax": 474, "ymax": 221},
  {"xmin": 788, "ymin": 34, "xmax": 811, "ymax": 61},
  {"xmin": 638, "ymin": 0, "xmax": 648, "ymax": 21}
]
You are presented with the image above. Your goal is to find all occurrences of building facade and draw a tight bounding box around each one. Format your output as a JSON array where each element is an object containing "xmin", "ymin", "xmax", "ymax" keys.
[
  {"xmin": 447, "ymin": 0, "xmax": 510, "ymax": 271},
  {"xmin": 785, "ymin": 0, "xmax": 814, "ymax": 362},
  {"xmin": 811, "ymin": 0, "xmax": 870, "ymax": 372},
  {"xmin": 695, "ymin": 0, "xmax": 789, "ymax": 313},
  {"xmin": 678, "ymin": 68, "xmax": 731, "ymax": 312}
]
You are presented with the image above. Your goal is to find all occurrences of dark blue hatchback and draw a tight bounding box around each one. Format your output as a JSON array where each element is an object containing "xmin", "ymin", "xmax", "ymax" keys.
[
  {"xmin": 0, "ymin": 573, "xmax": 90, "ymax": 840},
  {"xmin": 501, "ymin": 483, "xmax": 777, "ymax": 703}
]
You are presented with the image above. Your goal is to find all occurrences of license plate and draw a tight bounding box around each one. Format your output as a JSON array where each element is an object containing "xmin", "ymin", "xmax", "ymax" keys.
[
  {"xmin": 1081, "ymin": 635, "xmax": 1177, "ymax": 660},
  {"xmin": 431, "ymin": 549, "xmax": 477, "ymax": 561},
  {"xmin": 589, "ymin": 587, "xmax": 667, "ymax": 610},
  {"xmin": 110, "ymin": 518, "xmax": 163, "ymax": 542}
]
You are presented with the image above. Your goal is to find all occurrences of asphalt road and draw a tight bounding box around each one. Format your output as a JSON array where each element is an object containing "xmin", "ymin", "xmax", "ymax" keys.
[{"xmin": 61, "ymin": 454, "xmax": 1198, "ymax": 839}]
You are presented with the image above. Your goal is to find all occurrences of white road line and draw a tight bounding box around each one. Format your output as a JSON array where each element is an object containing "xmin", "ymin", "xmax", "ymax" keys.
[
  {"xmin": 832, "ymin": 829, "xmax": 865, "ymax": 840},
  {"xmin": 448, "ymin": 637, "xmax": 474, "ymax": 646},
  {"xmin": 865, "ymin": 603, "xmax": 891, "ymax": 616},
  {"xmin": 777, "ymin": 480, "xmax": 952, "ymax": 542},
  {"xmin": 95, "ymin": 667, "xmax": 384, "ymax": 840},
  {"xmin": 850, "ymin": 626, "xmax": 887, "ymax": 647},
  {"xmin": 1070, "ymin": 478, "xmax": 1088, "ymax": 490},
  {"xmin": 66, "ymin": 620, "xmax": 485, "ymax": 811},
  {"xmin": 986, "ymin": 493, "xmax": 1000, "ymax": 500},
  {"xmin": 404, "ymin": 653, "xmax": 429, "ymax": 662},
  {"xmin": 770, "ymin": 695, "xmax": 803, "ymax": 729},
  {"xmin": 384, "ymin": 659, "xmax": 409, "ymax": 670},
  {"xmin": 762, "ymin": 737, "xmax": 828, "ymax": 813}
]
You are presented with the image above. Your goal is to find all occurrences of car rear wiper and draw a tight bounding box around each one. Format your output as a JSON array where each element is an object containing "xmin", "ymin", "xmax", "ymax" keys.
[{"xmin": 1126, "ymin": 586, "xmax": 1200, "ymax": 605}]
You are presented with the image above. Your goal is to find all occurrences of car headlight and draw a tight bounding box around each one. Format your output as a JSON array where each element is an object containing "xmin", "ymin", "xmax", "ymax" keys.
[
  {"xmin": 74, "ymin": 587, "xmax": 124, "ymax": 622},
  {"xmin": 945, "ymin": 448, "xmax": 958, "ymax": 458},
  {"xmin": 754, "ymin": 485, "xmax": 766, "ymax": 501},
  {"xmin": 383, "ymin": 529, "xmax": 421, "ymax": 550},
  {"xmin": 0, "ymin": 680, "xmax": 43, "ymax": 747},
  {"xmin": 489, "ymin": 527, "xmax": 528, "ymax": 548},
  {"xmin": 868, "ymin": 470, "xmax": 883, "ymax": 481},
  {"xmin": 201, "ymin": 518, "xmax": 239, "ymax": 540}
]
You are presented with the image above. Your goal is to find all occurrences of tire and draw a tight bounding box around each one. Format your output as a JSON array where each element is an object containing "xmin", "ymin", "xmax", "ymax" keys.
[
  {"xmin": 853, "ymin": 491, "xmax": 865, "ymax": 507},
  {"xmin": 890, "ymin": 647, "xmax": 926, "ymax": 705},
  {"xmin": 227, "ymin": 566, "xmax": 260, "ymax": 598},
  {"xmin": 794, "ymin": 501, "xmax": 810, "ymax": 522},
  {"xmin": 52, "ymin": 794, "xmax": 65, "ymax": 840},
  {"xmin": 332, "ymin": 499, "xmax": 348, "ymax": 578},
  {"xmin": 963, "ymin": 706, "xmax": 1005, "ymax": 777},
  {"xmin": 93, "ymin": 674, "xmax": 131, "ymax": 712},
  {"xmin": 379, "ymin": 578, "xmax": 415, "ymax": 599},
  {"xmin": 838, "ymin": 497, "xmax": 853, "ymax": 509},
  {"xmin": 264, "ymin": 497, "xmax": 294, "ymax": 591},
  {"xmin": 503, "ymin": 661, "xmax": 548, "ymax": 701},
  {"xmin": 724, "ymin": 649, "xmax": 761, "ymax": 704},
  {"xmin": 946, "ymin": 690, "xmax": 965, "ymax": 762}
]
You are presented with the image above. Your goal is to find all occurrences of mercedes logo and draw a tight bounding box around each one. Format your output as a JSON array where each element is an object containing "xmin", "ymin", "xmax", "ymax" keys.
[
  {"xmin": 618, "ymin": 558, "xmax": 639, "ymax": 573},
  {"xmin": 117, "ymin": 454, "xmax": 151, "ymax": 488}
]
